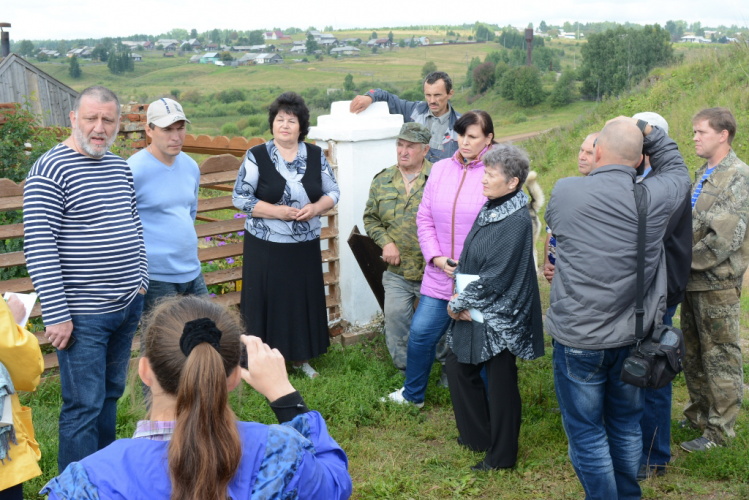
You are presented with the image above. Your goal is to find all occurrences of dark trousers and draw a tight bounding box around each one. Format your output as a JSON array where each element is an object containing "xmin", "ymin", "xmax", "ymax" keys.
[
  {"xmin": 0, "ymin": 484, "xmax": 23, "ymax": 500},
  {"xmin": 446, "ymin": 348, "xmax": 521, "ymax": 468}
]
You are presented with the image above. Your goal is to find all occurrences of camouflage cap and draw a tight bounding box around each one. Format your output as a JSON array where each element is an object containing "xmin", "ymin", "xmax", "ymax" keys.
[{"xmin": 396, "ymin": 122, "xmax": 431, "ymax": 145}]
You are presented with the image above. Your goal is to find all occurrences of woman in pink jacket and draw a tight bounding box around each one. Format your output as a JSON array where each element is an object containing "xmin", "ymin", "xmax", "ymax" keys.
[{"xmin": 383, "ymin": 111, "xmax": 496, "ymax": 407}]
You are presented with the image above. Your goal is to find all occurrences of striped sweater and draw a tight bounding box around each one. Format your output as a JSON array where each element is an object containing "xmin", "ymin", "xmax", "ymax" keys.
[{"xmin": 23, "ymin": 144, "xmax": 149, "ymax": 326}]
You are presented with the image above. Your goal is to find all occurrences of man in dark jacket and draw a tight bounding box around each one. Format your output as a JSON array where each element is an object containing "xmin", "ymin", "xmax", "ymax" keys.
[
  {"xmin": 545, "ymin": 117, "xmax": 691, "ymax": 500},
  {"xmin": 633, "ymin": 112, "xmax": 692, "ymax": 481},
  {"xmin": 349, "ymin": 72, "xmax": 460, "ymax": 163}
]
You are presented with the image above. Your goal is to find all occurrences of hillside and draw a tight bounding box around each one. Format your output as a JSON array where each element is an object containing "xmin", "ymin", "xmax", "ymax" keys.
[
  {"xmin": 524, "ymin": 41, "xmax": 748, "ymax": 206},
  {"xmin": 30, "ymin": 34, "xmax": 725, "ymax": 138}
]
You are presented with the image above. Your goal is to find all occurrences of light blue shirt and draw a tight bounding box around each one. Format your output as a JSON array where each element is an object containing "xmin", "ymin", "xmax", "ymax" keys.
[
  {"xmin": 128, "ymin": 149, "xmax": 201, "ymax": 282},
  {"xmin": 691, "ymin": 166, "xmax": 716, "ymax": 209}
]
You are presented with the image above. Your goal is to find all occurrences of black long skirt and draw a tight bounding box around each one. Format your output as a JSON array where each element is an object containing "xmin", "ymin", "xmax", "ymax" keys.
[{"xmin": 240, "ymin": 234, "xmax": 330, "ymax": 361}]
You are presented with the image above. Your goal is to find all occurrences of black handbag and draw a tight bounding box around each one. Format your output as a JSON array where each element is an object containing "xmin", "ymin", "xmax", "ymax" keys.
[{"xmin": 620, "ymin": 182, "xmax": 686, "ymax": 390}]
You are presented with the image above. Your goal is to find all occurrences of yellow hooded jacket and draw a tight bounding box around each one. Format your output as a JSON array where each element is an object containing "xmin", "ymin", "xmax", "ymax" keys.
[{"xmin": 0, "ymin": 299, "xmax": 44, "ymax": 490}]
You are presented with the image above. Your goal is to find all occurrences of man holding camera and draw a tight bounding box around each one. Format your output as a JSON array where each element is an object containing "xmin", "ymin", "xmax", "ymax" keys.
[
  {"xmin": 680, "ymin": 107, "xmax": 749, "ymax": 453},
  {"xmin": 544, "ymin": 117, "xmax": 690, "ymax": 499}
]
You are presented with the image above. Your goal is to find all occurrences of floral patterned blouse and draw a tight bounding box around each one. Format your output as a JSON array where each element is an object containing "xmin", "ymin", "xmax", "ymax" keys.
[{"xmin": 232, "ymin": 141, "xmax": 340, "ymax": 243}]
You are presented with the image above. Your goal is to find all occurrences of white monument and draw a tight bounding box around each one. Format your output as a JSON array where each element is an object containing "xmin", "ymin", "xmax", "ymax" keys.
[{"xmin": 308, "ymin": 101, "xmax": 404, "ymax": 326}]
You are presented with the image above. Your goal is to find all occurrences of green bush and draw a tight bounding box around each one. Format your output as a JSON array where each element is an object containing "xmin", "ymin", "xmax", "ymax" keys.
[
  {"xmin": 499, "ymin": 67, "xmax": 520, "ymax": 100},
  {"xmin": 242, "ymin": 126, "xmax": 262, "ymax": 138},
  {"xmin": 513, "ymin": 66, "xmax": 546, "ymax": 107},
  {"xmin": 510, "ymin": 112, "xmax": 528, "ymax": 124},
  {"xmin": 236, "ymin": 118, "xmax": 248, "ymax": 131},
  {"xmin": 493, "ymin": 61, "xmax": 509, "ymax": 85},
  {"xmin": 237, "ymin": 102, "xmax": 258, "ymax": 115},
  {"xmin": 220, "ymin": 123, "xmax": 240, "ymax": 136},
  {"xmin": 245, "ymin": 114, "xmax": 265, "ymax": 128},
  {"xmin": 215, "ymin": 88, "xmax": 245, "ymax": 104},
  {"xmin": 549, "ymin": 67, "xmax": 576, "ymax": 108},
  {"xmin": 170, "ymin": 89, "xmax": 181, "ymax": 99},
  {"xmin": 181, "ymin": 90, "xmax": 202, "ymax": 104}
]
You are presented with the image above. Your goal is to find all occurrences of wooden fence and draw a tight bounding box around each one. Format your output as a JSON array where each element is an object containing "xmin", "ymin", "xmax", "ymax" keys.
[{"xmin": 0, "ymin": 133, "xmax": 341, "ymax": 375}]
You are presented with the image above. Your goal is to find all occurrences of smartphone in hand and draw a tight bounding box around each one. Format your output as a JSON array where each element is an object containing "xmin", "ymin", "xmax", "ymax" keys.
[{"xmin": 446, "ymin": 258, "xmax": 458, "ymax": 267}]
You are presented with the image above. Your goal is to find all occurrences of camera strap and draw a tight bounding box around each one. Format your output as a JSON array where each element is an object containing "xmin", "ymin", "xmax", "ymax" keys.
[{"xmin": 634, "ymin": 182, "xmax": 648, "ymax": 343}]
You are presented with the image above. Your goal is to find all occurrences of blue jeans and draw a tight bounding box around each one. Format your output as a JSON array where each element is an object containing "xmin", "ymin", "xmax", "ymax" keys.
[
  {"xmin": 57, "ymin": 293, "xmax": 144, "ymax": 472},
  {"xmin": 639, "ymin": 305, "xmax": 677, "ymax": 468},
  {"xmin": 142, "ymin": 273, "xmax": 209, "ymax": 320},
  {"xmin": 140, "ymin": 274, "xmax": 208, "ymax": 398},
  {"xmin": 553, "ymin": 341, "xmax": 643, "ymax": 500},
  {"xmin": 403, "ymin": 295, "xmax": 452, "ymax": 404}
]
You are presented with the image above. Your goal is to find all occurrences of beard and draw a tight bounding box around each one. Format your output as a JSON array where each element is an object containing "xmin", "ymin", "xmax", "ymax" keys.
[{"xmin": 73, "ymin": 125, "xmax": 117, "ymax": 159}]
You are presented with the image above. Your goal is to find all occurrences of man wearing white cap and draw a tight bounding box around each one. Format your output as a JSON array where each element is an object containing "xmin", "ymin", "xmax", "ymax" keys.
[
  {"xmin": 633, "ymin": 111, "xmax": 692, "ymax": 480},
  {"xmin": 128, "ymin": 98, "xmax": 208, "ymax": 331}
]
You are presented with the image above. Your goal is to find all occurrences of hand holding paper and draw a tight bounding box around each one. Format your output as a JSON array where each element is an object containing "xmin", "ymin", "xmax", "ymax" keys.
[
  {"xmin": 453, "ymin": 275, "xmax": 484, "ymax": 323},
  {"xmin": 3, "ymin": 292, "xmax": 36, "ymax": 327}
]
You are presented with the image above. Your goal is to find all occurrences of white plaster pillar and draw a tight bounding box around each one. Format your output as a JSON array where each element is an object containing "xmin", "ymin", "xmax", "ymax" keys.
[{"xmin": 308, "ymin": 101, "xmax": 403, "ymax": 326}]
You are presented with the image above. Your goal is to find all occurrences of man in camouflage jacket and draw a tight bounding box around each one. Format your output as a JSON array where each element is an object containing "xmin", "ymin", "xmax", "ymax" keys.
[
  {"xmin": 363, "ymin": 123, "xmax": 442, "ymax": 373},
  {"xmin": 681, "ymin": 108, "xmax": 749, "ymax": 452}
]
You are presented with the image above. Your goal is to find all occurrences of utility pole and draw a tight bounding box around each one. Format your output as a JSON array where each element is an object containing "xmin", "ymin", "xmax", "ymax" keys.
[{"xmin": 0, "ymin": 23, "xmax": 10, "ymax": 57}]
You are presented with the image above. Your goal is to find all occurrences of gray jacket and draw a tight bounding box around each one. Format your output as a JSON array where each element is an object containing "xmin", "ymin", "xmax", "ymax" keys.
[
  {"xmin": 544, "ymin": 127, "xmax": 691, "ymax": 349},
  {"xmin": 364, "ymin": 88, "xmax": 461, "ymax": 163}
]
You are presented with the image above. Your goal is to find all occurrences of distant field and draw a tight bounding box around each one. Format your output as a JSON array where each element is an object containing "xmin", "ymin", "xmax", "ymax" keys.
[{"xmin": 32, "ymin": 34, "xmax": 728, "ymax": 137}]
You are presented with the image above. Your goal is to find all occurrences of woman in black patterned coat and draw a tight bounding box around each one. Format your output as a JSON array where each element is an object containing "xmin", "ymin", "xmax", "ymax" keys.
[{"xmin": 446, "ymin": 144, "xmax": 544, "ymax": 471}]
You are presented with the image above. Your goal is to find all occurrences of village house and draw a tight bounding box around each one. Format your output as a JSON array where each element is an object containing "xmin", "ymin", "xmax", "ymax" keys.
[
  {"xmin": 264, "ymin": 30, "xmax": 291, "ymax": 41},
  {"xmin": 163, "ymin": 52, "xmax": 175, "ymax": 58},
  {"xmin": 319, "ymin": 34, "xmax": 338, "ymax": 47},
  {"xmin": 681, "ymin": 35, "xmax": 712, "ymax": 43},
  {"xmin": 330, "ymin": 46, "xmax": 360, "ymax": 56},
  {"xmin": 254, "ymin": 53, "xmax": 283, "ymax": 64},
  {"xmin": 237, "ymin": 53, "xmax": 259, "ymax": 65},
  {"xmin": 142, "ymin": 41, "xmax": 153, "ymax": 50},
  {"xmin": 189, "ymin": 54, "xmax": 201, "ymax": 63},
  {"xmin": 205, "ymin": 43, "xmax": 219, "ymax": 50},
  {"xmin": 187, "ymin": 38, "xmax": 202, "ymax": 49},
  {"xmin": 340, "ymin": 38, "xmax": 362, "ymax": 45},
  {"xmin": 0, "ymin": 54, "xmax": 79, "ymax": 127},
  {"xmin": 200, "ymin": 52, "xmax": 221, "ymax": 64},
  {"xmin": 366, "ymin": 38, "xmax": 391, "ymax": 48},
  {"xmin": 289, "ymin": 45, "xmax": 307, "ymax": 54},
  {"xmin": 131, "ymin": 53, "xmax": 143, "ymax": 62}
]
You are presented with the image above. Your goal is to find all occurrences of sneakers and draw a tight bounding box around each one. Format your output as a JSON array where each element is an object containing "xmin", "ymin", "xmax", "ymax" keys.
[
  {"xmin": 293, "ymin": 362, "xmax": 319, "ymax": 379},
  {"xmin": 637, "ymin": 463, "xmax": 667, "ymax": 481},
  {"xmin": 380, "ymin": 387, "xmax": 424, "ymax": 408},
  {"xmin": 680, "ymin": 436, "xmax": 718, "ymax": 453}
]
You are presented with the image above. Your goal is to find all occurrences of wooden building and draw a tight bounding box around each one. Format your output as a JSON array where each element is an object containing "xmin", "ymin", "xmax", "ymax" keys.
[{"xmin": 0, "ymin": 53, "xmax": 79, "ymax": 127}]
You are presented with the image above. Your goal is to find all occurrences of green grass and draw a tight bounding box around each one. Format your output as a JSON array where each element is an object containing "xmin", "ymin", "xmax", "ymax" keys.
[{"xmin": 19, "ymin": 284, "xmax": 749, "ymax": 498}]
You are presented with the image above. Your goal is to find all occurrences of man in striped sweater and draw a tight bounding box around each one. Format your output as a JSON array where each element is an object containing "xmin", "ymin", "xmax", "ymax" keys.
[{"xmin": 23, "ymin": 86, "xmax": 149, "ymax": 472}]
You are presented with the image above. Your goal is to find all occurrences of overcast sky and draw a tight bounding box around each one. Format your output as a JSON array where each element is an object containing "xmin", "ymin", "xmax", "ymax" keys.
[{"xmin": 5, "ymin": 0, "xmax": 749, "ymax": 41}]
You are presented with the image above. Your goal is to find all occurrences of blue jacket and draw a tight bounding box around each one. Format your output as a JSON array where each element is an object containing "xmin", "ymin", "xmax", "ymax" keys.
[
  {"xmin": 365, "ymin": 88, "xmax": 461, "ymax": 163},
  {"xmin": 41, "ymin": 411, "xmax": 352, "ymax": 500}
]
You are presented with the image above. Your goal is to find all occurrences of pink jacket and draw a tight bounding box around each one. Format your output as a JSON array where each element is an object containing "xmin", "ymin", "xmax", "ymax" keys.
[{"xmin": 417, "ymin": 150, "xmax": 488, "ymax": 301}]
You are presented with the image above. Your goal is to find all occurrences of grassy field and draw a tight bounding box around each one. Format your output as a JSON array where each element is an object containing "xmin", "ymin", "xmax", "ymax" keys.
[
  {"xmin": 18, "ymin": 280, "xmax": 749, "ymax": 499},
  {"xmin": 31, "ymin": 34, "xmax": 729, "ymax": 138}
]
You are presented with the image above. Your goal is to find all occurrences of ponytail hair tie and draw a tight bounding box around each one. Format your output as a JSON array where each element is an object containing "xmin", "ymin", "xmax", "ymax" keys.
[{"xmin": 180, "ymin": 318, "xmax": 222, "ymax": 356}]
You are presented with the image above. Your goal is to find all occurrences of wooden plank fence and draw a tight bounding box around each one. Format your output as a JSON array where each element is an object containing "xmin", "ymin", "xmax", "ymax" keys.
[{"xmin": 0, "ymin": 133, "xmax": 341, "ymax": 375}]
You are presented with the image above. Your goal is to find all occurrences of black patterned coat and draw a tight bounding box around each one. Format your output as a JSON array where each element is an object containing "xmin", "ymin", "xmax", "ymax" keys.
[{"xmin": 447, "ymin": 191, "xmax": 545, "ymax": 364}]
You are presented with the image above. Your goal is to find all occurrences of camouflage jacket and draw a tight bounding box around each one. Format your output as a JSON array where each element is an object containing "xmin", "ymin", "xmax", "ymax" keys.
[
  {"xmin": 363, "ymin": 161, "xmax": 432, "ymax": 281},
  {"xmin": 688, "ymin": 149, "xmax": 749, "ymax": 291}
]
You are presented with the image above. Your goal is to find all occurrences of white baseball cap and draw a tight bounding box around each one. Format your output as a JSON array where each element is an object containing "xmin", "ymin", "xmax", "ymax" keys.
[
  {"xmin": 147, "ymin": 98, "xmax": 191, "ymax": 128},
  {"xmin": 633, "ymin": 112, "xmax": 669, "ymax": 136}
]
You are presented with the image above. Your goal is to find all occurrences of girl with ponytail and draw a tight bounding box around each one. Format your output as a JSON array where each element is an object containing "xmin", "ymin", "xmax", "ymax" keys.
[{"xmin": 42, "ymin": 296, "xmax": 352, "ymax": 500}]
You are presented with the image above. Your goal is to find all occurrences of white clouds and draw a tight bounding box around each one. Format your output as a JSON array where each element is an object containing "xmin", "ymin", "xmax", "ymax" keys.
[{"xmin": 5, "ymin": 0, "xmax": 748, "ymax": 40}]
